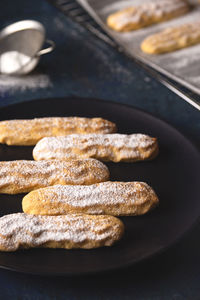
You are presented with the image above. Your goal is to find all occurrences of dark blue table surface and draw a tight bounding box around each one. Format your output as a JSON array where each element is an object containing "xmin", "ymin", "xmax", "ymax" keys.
[{"xmin": 0, "ymin": 1, "xmax": 200, "ymax": 299}]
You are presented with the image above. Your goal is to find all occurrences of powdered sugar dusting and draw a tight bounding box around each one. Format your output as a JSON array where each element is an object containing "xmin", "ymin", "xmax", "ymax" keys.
[
  {"xmin": 0, "ymin": 117, "xmax": 116, "ymax": 145},
  {"xmin": 0, "ymin": 159, "xmax": 109, "ymax": 193},
  {"xmin": 53, "ymin": 15, "xmax": 135, "ymax": 84},
  {"xmin": 0, "ymin": 74, "xmax": 51, "ymax": 95},
  {"xmin": 96, "ymin": 0, "xmax": 200, "ymax": 93},
  {"xmin": 0, "ymin": 213, "xmax": 124, "ymax": 251},
  {"xmin": 142, "ymin": 21, "xmax": 200, "ymax": 53},
  {"xmin": 108, "ymin": 0, "xmax": 189, "ymax": 30},
  {"xmin": 33, "ymin": 133, "xmax": 157, "ymax": 162},
  {"xmin": 23, "ymin": 181, "xmax": 159, "ymax": 216}
]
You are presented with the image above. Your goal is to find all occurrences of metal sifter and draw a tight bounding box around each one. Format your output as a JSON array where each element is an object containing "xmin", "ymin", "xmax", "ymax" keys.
[{"xmin": 0, "ymin": 20, "xmax": 55, "ymax": 75}]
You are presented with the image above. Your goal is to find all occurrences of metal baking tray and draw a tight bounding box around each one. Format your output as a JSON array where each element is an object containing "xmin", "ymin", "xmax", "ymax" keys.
[
  {"xmin": 47, "ymin": 0, "xmax": 200, "ymax": 110},
  {"xmin": 77, "ymin": 0, "xmax": 200, "ymax": 94}
]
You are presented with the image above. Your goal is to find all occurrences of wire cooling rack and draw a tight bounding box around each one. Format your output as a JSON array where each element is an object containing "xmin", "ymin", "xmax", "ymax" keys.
[{"xmin": 47, "ymin": 0, "xmax": 200, "ymax": 110}]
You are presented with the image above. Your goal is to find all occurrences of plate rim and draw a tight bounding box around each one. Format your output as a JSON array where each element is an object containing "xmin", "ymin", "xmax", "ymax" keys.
[
  {"xmin": 0, "ymin": 96, "xmax": 199, "ymax": 276},
  {"xmin": 0, "ymin": 96, "xmax": 199, "ymax": 152}
]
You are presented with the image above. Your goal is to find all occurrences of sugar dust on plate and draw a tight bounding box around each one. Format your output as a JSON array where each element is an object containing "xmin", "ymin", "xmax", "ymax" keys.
[{"xmin": 0, "ymin": 51, "xmax": 30, "ymax": 74}]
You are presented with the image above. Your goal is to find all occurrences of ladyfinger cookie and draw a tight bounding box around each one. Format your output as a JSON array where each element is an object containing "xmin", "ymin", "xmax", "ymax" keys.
[
  {"xmin": 141, "ymin": 21, "xmax": 200, "ymax": 54},
  {"xmin": 0, "ymin": 213, "xmax": 124, "ymax": 251},
  {"xmin": 0, "ymin": 117, "xmax": 117, "ymax": 146},
  {"xmin": 107, "ymin": 0, "xmax": 190, "ymax": 32},
  {"xmin": 33, "ymin": 133, "xmax": 159, "ymax": 163},
  {"xmin": 0, "ymin": 159, "xmax": 109, "ymax": 194},
  {"xmin": 22, "ymin": 182, "xmax": 159, "ymax": 216}
]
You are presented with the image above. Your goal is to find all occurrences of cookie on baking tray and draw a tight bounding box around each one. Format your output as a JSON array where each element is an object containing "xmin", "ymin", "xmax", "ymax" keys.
[
  {"xmin": 141, "ymin": 21, "xmax": 200, "ymax": 54},
  {"xmin": 107, "ymin": 0, "xmax": 190, "ymax": 32}
]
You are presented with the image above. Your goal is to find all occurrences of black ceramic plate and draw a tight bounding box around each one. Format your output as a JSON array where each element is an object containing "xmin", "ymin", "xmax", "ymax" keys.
[{"xmin": 0, "ymin": 97, "xmax": 199, "ymax": 276}]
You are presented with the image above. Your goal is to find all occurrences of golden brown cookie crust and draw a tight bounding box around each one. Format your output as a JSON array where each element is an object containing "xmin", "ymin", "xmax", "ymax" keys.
[
  {"xmin": 33, "ymin": 133, "xmax": 159, "ymax": 163},
  {"xmin": 22, "ymin": 181, "xmax": 159, "ymax": 216},
  {"xmin": 0, "ymin": 213, "xmax": 124, "ymax": 251},
  {"xmin": 107, "ymin": 0, "xmax": 190, "ymax": 32},
  {"xmin": 0, "ymin": 117, "xmax": 117, "ymax": 146},
  {"xmin": 0, "ymin": 159, "xmax": 109, "ymax": 194},
  {"xmin": 141, "ymin": 21, "xmax": 200, "ymax": 54}
]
